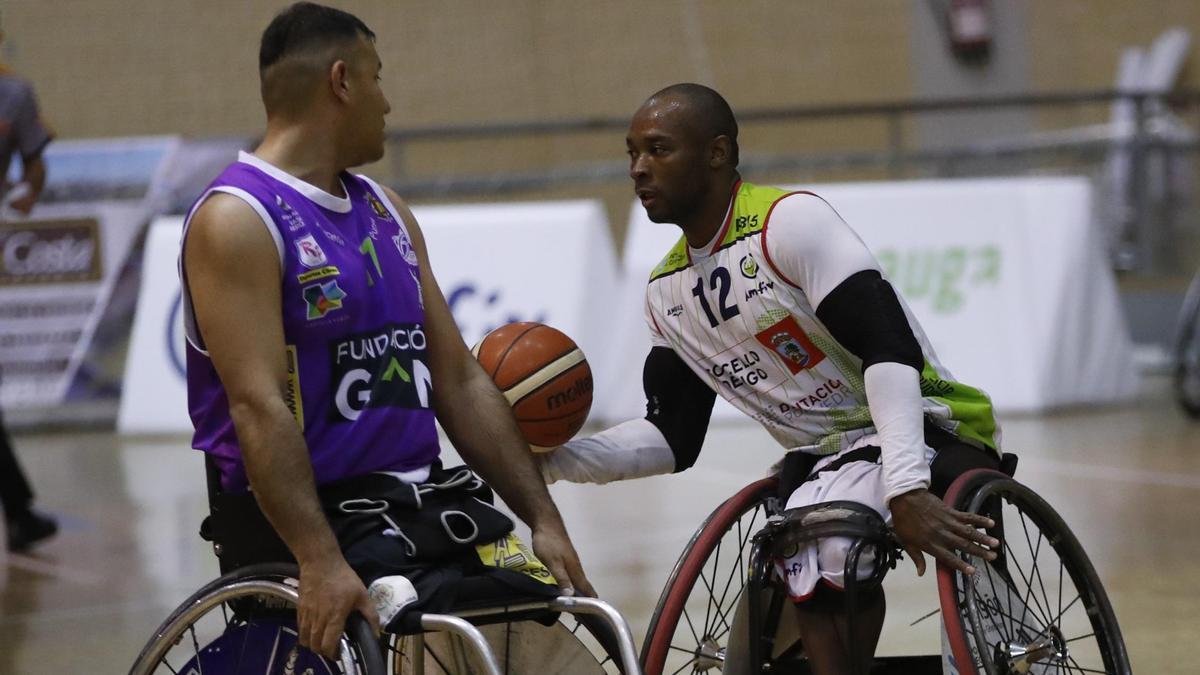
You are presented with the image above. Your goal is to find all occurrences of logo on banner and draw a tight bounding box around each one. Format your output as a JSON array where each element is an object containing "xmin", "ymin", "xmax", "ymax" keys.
[
  {"xmin": 445, "ymin": 282, "xmax": 548, "ymax": 346},
  {"xmin": 295, "ymin": 234, "xmax": 328, "ymax": 268},
  {"xmin": 303, "ymin": 280, "xmax": 346, "ymax": 319},
  {"xmin": 0, "ymin": 218, "xmax": 102, "ymax": 285},
  {"xmin": 754, "ymin": 314, "xmax": 825, "ymax": 374}
]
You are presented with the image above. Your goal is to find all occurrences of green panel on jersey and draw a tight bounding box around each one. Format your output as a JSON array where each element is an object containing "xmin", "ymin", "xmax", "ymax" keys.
[
  {"xmin": 717, "ymin": 182, "xmax": 793, "ymax": 250},
  {"xmin": 647, "ymin": 182, "xmax": 796, "ymax": 282},
  {"xmin": 919, "ymin": 362, "xmax": 999, "ymax": 449},
  {"xmin": 649, "ymin": 237, "xmax": 692, "ymax": 281}
]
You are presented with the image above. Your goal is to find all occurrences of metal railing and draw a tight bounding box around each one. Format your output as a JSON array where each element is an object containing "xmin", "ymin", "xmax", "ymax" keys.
[{"xmin": 383, "ymin": 88, "xmax": 1200, "ymax": 273}]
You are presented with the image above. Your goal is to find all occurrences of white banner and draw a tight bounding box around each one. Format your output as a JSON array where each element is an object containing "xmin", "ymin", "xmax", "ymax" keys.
[
  {"xmin": 0, "ymin": 136, "xmax": 181, "ymax": 413},
  {"xmin": 604, "ymin": 176, "xmax": 1137, "ymax": 422},
  {"xmin": 1, "ymin": 202, "xmax": 151, "ymax": 409},
  {"xmin": 119, "ymin": 200, "xmax": 622, "ymax": 435},
  {"xmin": 118, "ymin": 217, "xmax": 188, "ymax": 434},
  {"xmin": 412, "ymin": 200, "xmax": 621, "ymax": 414}
]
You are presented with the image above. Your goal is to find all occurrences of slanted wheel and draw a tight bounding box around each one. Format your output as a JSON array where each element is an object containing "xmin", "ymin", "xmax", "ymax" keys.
[
  {"xmin": 1175, "ymin": 270, "xmax": 1200, "ymax": 418},
  {"xmin": 640, "ymin": 478, "xmax": 779, "ymax": 675},
  {"xmin": 937, "ymin": 469, "xmax": 1131, "ymax": 675},
  {"xmin": 129, "ymin": 563, "xmax": 384, "ymax": 675}
]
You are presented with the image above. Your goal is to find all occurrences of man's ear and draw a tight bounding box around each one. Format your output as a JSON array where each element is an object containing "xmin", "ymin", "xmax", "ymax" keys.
[
  {"xmin": 329, "ymin": 59, "xmax": 351, "ymax": 103},
  {"xmin": 710, "ymin": 135, "xmax": 733, "ymax": 169}
]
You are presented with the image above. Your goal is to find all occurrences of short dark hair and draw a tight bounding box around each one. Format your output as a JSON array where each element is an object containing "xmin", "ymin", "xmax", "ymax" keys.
[
  {"xmin": 259, "ymin": 2, "xmax": 375, "ymax": 72},
  {"xmin": 648, "ymin": 83, "xmax": 739, "ymax": 167},
  {"xmin": 258, "ymin": 3, "xmax": 375, "ymax": 114}
]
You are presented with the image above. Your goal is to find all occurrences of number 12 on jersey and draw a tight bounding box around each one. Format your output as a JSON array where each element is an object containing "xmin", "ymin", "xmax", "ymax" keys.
[{"xmin": 692, "ymin": 266, "xmax": 740, "ymax": 327}]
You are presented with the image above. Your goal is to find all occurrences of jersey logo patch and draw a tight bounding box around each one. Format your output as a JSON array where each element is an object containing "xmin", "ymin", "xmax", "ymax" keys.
[
  {"xmin": 366, "ymin": 192, "xmax": 394, "ymax": 220},
  {"xmin": 740, "ymin": 254, "xmax": 759, "ymax": 279},
  {"xmin": 755, "ymin": 315, "xmax": 826, "ymax": 374},
  {"xmin": 303, "ymin": 280, "xmax": 347, "ymax": 319},
  {"xmin": 295, "ymin": 234, "xmax": 328, "ymax": 268}
]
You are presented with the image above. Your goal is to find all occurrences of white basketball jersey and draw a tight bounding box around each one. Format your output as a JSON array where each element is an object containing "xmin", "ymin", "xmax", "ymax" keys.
[{"xmin": 644, "ymin": 182, "xmax": 999, "ymax": 456}]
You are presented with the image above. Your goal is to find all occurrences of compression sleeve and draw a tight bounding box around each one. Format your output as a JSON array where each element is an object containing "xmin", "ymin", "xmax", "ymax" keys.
[
  {"xmin": 864, "ymin": 361, "xmax": 931, "ymax": 502},
  {"xmin": 764, "ymin": 192, "xmax": 929, "ymax": 501},
  {"xmin": 762, "ymin": 192, "xmax": 880, "ymax": 308},
  {"xmin": 540, "ymin": 418, "xmax": 675, "ymax": 485},
  {"xmin": 538, "ymin": 347, "xmax": 716, "ymax": 484}
]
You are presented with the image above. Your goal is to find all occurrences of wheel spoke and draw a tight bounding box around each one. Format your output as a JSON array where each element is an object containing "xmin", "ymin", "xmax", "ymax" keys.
[
  {"xmin": 697, "ymin": 570, "xmax": 733, "ymax": 638},
  {"xmin": 1016, "ymin": 510, "xmax": 1056, "ymax": 630},
  {"xmin": 669, "ymin": 655, "xmax": 698, "ymax": 675},
  {"xmin": 682, "ymin": 605, "xmax": 701, "ymax": 646},
  {"xmin": 705, "ymin": 538, "xmax": 721, "ymax": 637},
  {"xmin": 981, "ymin": 552, "xmax": 1015, "ymax": 644}
]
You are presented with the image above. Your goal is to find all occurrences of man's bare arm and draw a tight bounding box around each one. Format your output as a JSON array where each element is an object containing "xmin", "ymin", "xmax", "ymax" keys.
[
  {"xmin": 9, "ymin": 156, "xmax": 45, "ymax": 214},
  {"xmin": 184, "ymin": 194, "xmax": 378, "ymax": 656},
  {"xmin": 382, "ymin": 186, "xmax": 595, "ymax": 597}
]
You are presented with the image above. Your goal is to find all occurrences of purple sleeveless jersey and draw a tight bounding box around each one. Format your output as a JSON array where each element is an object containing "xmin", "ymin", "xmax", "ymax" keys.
[{"xmin": 182, "ymin": 152, "xmax": 441, "ymax": 491}]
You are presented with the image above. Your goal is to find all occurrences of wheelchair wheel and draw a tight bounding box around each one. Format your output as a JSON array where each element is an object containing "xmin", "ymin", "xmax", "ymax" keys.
[
  {"xmin": 640, "ymin": 477, "xmax": 779, "ymax": 675},
  {"xmin": 937, "ymin": 469, "xmax": 1130, "ymax": 675},
  {"xmin": 129, "ymin": 563, "xmax": 385, "ymax": 675},
  {"xmin": 1175, "ymin": 269, "xmax": 1200, "ymax": 417}
]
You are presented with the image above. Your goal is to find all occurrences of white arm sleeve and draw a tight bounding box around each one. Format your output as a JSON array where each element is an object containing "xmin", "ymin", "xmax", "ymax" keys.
[
  {"xmin": 538, "ymin": 418, "xmax": 676, "ymax": 484},
  {"xmin": 763, "ymin": 193, "xmax": 880, "ymax": 308},
  {"xmin": 864, "ymin": 361, "xmax": 931, "ymax": 503}
]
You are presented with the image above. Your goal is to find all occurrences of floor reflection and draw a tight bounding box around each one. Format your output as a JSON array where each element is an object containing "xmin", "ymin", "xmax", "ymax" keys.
[{"xmin": 1, "ymin": 376, "xmax": 1196, "ymax": 673}]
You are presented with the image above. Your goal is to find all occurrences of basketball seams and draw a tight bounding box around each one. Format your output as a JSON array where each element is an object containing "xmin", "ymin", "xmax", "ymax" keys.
[
  {"xmin": 503, "ymin": 349, "xmax": 586, "ymax": 406},
  {"xmin": 510, "ymin": 360, "xmax": 591, "ymax": 416},
  {"xmin": 485, "ymin": 322, "xmax": 542, "ymax": 380},
  {"xmin": 474, "ymin": 321, "xmax": 593, "ymax": 446}
]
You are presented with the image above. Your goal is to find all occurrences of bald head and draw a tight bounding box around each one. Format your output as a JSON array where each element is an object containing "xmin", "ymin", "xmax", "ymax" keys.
[
  {"xmin": 258, "ymin": 2, "xmax": 376, "ymax": 117},
  {"xmin": 640, "ymin": 83, "xmax": 739, "ymax": 167}
]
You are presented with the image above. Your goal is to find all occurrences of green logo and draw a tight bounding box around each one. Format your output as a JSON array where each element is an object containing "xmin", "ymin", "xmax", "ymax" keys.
[
  {"xmin": 381, "ymin": 357, "xmax": 411, "ymax": 383},
  {"xmin": 740, "ymin": 254, "xmax": 758, "ymax": 279},
  {"xmin": 876, "ymin": 245, "xmax": 1001, "ymax": 314}
]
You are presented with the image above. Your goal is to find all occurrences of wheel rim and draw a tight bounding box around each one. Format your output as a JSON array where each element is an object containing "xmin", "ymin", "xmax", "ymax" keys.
[
  {"xmin": 131, "ymin": 577, "xmax": 369, "ymax": 675},
  {"xmin": 641, "ymin": 479, "xmax": 777, "ymax": 675},
  {"xmin": 958, "ymin": 481, "xmax": 1127, "ymax": 675}
]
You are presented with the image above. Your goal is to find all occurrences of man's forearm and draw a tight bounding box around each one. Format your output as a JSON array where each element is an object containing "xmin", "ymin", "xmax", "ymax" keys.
[
  {"xmin": 436, "ymin": 366, "xmax": 564, "ymax": 530},
  {"xmin": 21, "ymin": 157, "xmax": 45, "ymax": 199},
  {"xmin": 231, "ymin": 398, "xmax": 341, "ymax": 565}
]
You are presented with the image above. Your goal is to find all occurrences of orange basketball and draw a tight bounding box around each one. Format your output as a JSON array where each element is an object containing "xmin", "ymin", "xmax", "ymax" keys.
[{"xmin": 472, "ymin": 322, "xmax": 593, "ymax": 450}]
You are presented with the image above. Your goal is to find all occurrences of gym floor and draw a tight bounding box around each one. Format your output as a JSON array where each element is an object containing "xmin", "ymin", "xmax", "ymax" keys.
[{"xmin": 1, "ymin": 375, "xmax": 1195, "ymax": 674}]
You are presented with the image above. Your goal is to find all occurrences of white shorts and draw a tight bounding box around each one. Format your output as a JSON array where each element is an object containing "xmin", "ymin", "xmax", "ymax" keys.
[{"xmin": 773, "ymin": 438, "xmax": 936, "ymax": 601}]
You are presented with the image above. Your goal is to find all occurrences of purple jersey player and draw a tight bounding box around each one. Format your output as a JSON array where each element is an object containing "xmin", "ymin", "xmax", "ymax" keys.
[{"xmin": 181, "ymin": 2, "xmax": 593, "ymax": 659}]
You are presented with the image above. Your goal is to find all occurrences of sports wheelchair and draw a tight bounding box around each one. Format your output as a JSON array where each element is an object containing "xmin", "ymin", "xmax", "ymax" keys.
[
  {"xmin": 639, "ymin": 464, "xmax": 1131, "ymax": 675},
  {"xmin": 128, "ymin": 459, "xmax": 643, "ymax": 675}
]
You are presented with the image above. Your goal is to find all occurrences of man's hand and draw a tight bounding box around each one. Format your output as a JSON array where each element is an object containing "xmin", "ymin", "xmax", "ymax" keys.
[
  {"xmin": 531, "ymin": 523, "xmax": 597, "ymax": 598},
  {"xmin": 890, "ymin": 488, "xmax": 998, "ymax": 576},
  {"xmin": 297, "ymin": 557, "xmax": 381, "ymax": 659}
]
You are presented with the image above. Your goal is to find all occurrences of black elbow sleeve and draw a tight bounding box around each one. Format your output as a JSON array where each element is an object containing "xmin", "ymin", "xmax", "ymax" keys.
[
  {"xmin": 815, "ymin": 270, "xmax": 924, "ymax": 372},
  {"xmin": 643, "ymin": 346, "xmax": 716, "ymax": 472}
]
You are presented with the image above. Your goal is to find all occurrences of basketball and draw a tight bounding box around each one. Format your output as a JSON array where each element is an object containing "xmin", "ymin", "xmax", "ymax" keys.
[{"xmin": 472, "ymin": 322, "xmax": 593, "ymax": 450}]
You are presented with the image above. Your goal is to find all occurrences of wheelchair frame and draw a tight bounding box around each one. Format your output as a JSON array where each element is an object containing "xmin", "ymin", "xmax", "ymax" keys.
[
  {"xmin": 639, "ymin": 470, "xmax": 1131, "ymax": 675},
  {"xmin": 129, "ymin": 457, "xmax": 643, "ymax": 675}
]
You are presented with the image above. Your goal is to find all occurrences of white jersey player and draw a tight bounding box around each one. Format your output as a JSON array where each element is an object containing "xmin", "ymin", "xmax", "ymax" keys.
[{"xmin": 539, "ymin": 84, "xmax": 1004, "ymax": 675}]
